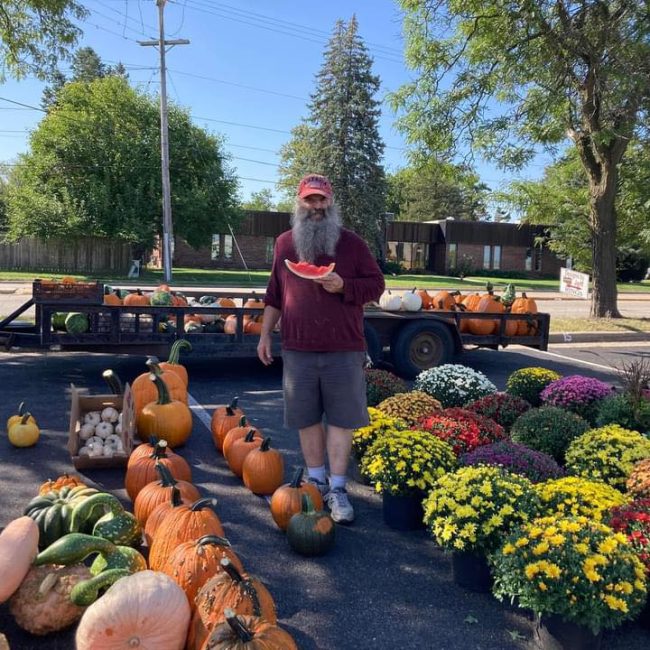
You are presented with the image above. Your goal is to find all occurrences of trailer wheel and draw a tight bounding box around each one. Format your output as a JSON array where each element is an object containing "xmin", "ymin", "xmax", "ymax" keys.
[
  {"xmin": 364, "ymin": 322, "xmax": 382, "ymax": 366},
  {"xmin": 391, "ymin": 320, "xmax": 454, "ymax": 379}
]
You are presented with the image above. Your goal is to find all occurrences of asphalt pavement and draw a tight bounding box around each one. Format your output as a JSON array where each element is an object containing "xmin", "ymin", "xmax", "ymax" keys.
[{"xmin": 1, "ymin": 345, "xmax": 650, "ymax": 649}]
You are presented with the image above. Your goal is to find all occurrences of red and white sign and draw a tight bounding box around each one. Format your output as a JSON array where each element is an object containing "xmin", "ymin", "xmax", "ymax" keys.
[{"xmin": 559, "ymin": 267, "xmax": 590, "ymax": 299}]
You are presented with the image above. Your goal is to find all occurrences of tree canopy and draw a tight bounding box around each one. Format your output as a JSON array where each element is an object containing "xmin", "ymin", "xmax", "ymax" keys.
[
  {"xmin": 393, "ymin": 1, "xmax": 650, "ymax": 316},
  {"xmin": 5, "ymin": 76, "xmax": 240, "ymax": 249},
  {"xmin": 0, "ymin": 0, "xmax": 86, "ymax": 81},
  {"xmin": 278, "ymin": 16, "xmax": 386, "ymax": 251}
]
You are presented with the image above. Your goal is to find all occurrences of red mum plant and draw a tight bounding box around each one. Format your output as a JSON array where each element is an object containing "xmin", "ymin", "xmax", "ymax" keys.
[
  {"xmin": 608, "ymin": 499, "xmax": 650, "ymax": 575},
  {"xmin": 416, "ymin": 408, "xmax": 505, "ymax": 456}
]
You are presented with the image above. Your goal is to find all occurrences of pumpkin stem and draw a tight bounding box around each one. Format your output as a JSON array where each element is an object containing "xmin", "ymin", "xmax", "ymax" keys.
[
  {"xmin": 226, "ymin": 396, "xmax": 240, "ymax": 416},
  {"xmin": 168, "ymin": 339, "xmax": 192, "ymax": 365},
  {"xmin": 260, "ymin": 437, "xmax": 272, "ymax": 452},
  {"xmin": 197, "ymin": 534, "xmax": 231, "ymax": 548},
  {"xmin": 290, "ymin": 467, "xmax": 304, "ymax": 489},
  {"xmin": 238, "ymin": 415, "xmax": 247, "ymax": 427},
  {"xmin": 149, "ymin": 372, "xmax": 172, "ymax": 405},
  {"xmin": 149, "ymin": 439, "xmax": 170, "ymax": 460},
  {"xmin": 301, "ymin": 493, "xmax": 316, "ymax": 514},
  {"xmin": 224, "ymin": 608, "xmax": 255, "ymax": 643},
  {"xmin": 220, "ymin": 558, "xmax": 244, "ymax": 584},
  {"xmin": 20, "ymin": 412, "xmax": 33, "ymax": 425},
  {"xmin": 169, "ymin": 485, "xmax": 183, "ymax": 508},
  {"xmin": 154, "ymin": 462, "xmax": 178, "ymax": 487},
  {"xmin": 244, "ymin": 429, "xmax": 257, "ymax": 443},
  {"xmin": 102, "ymin": 369, "xmax": 124, "ymax": 396},
  {"xmin": 190, "ymin": 497, "xmax": 218, "ymax": 512}
]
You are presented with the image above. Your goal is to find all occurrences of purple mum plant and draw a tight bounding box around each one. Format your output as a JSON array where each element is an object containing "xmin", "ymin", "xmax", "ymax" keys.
[{"xmin": 540, "ymin": 375, "xmax": 614, "ymax": 424}]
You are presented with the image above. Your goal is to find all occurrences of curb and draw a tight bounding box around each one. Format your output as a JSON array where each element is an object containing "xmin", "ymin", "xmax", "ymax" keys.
[{"xmin": 549, "ymin": 331, "xmax": 650, "ymax": 344}]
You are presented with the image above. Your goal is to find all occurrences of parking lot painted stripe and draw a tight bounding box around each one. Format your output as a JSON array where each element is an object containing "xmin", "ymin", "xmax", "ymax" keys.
[
  {"xmin": 537, "ymin": 349, "xmax": 615, "ymax": 372},
  {"xmin": 188, "ymin": 393, "xmax": 213, "ymax": 431}
]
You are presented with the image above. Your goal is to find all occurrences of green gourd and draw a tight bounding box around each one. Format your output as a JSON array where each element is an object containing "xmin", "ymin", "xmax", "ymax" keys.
[
  {"xmin": 70, "ymin": 568, "xmax": 132, "ymax": 606},
  {"xmin": 70, "ymin": 494, "xmax": 142, "ymax": 546},
  {"xmin": 64, "ymin": 312, "xmax": 90, "ymax": 334},
  {"xmin": 286, "ymin": 494, "xmax": 335, "ymax": 557}
]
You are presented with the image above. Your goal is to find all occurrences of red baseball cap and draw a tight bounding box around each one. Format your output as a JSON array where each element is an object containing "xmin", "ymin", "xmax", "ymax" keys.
[{"xmin": 297, "ymin": 173, "xmax": 333, "ymax": 199}]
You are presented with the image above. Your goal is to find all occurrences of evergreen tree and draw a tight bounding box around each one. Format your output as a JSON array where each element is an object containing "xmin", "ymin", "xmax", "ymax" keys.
[{"xmin": 278, "ymin": 16, "xmax": 386, "ymax": 252}]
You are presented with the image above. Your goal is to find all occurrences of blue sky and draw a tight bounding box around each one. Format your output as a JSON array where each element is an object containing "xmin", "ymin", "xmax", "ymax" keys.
[{"xmin": 0, "ymin": 0, "xmax": 553, "ymax": 207}]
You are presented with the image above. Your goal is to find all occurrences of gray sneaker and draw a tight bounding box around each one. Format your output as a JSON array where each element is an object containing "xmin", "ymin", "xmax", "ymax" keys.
[
  {"xmin": 307, "ymin": 477, "xmax": 330, "ymax": 498},
  {"xmin": 325, "ymin": 487, "xmax": 355, "ymax": 524}
]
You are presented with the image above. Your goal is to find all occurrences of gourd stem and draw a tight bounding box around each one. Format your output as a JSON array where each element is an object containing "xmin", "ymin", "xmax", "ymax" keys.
[
  {"xmin": 238, "ymin": 415, "xmax": 247, "ymax": 427},
  {"xmin": 102, "ymin": 369, "xmax": 124, "ymax": 396},
  {"xmin": 168, "ymin": 339, "xmax": 192, "ymax": 365},
  {"xmin": 20, "ymin": 412, "xmax": 32, "ymax": 425},
  {"xmin": 224, "ymin": 609, "xmax": 255, "ymax": 643},
  {"xmin": 149, "ymin": 373, "xmax": 171, "ymax": 405},
  {"xmin": 17, "ymin": 401, "xmax": 26, "ymax": 416},
  {"xmin": 197, "ymin": 534, "xmax": 231, "ymax": 548},
  {"xmin": 190, "ymin": 497, "xmax": 218, "ymax": 512},
  {"xmin": 146, "ymin": 357, "xmax": 162, "ymax": 376},
  {"xmin": 260, "ymin": 437, "xmax": 272, "ymax": 452},
  {"xmin": 301, "ymin": 493, "xmax": 316, "ymax": 514},
  {"xmin": 154, "ymin": 462, "xmax": 177, "ymax": 487},
  {"xmin": 150, "ymin": 439, "xmax": 169, "ymax": 459},
  {"xmin": 290, "ymin": 467, "xmax": 304, "ymax": 489},
  {"xmin": 226, "ymin": 396, "xmax": 240, "ymax": 416}
]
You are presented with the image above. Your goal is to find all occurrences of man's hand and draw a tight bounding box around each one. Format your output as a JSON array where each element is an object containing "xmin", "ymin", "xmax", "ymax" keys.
[
  {"xmin": 257, "ymin": 333, "xmax": 273, "ymax": 365},
  {"xmin": 313, "ymin": 271, "xmax": 344, "ymax": 293}
]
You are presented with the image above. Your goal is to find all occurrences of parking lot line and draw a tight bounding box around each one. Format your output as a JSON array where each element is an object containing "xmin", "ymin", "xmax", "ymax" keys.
[
  {"xmin": 188, "ymin": 393, "xmax": 213, "ymax": 431},
  {"xmin": 536, "ymin": 349, "xmax": 615, "ymax": 371}
]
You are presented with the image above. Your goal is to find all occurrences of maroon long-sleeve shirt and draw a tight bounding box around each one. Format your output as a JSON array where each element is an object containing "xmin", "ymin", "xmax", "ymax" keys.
[{"xmin": 264, "ymin": 228, "xmax": 385, "ymax": 352}]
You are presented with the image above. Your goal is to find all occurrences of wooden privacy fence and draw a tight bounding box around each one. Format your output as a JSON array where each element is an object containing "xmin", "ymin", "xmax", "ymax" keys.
[{"xmin": 0, "ymin": 237, "xmax": 133, "ymax": 273}]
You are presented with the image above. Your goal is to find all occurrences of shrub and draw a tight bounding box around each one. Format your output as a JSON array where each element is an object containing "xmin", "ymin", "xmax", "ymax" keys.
[
  {"xmin": 540, "ymin": 375, "xmax": 614, "ymax": 424},
  {"xmin": 534, "ymin": 476, "xmax": 628, "ymax": 521},
  {"xmin": 596, "ymin": 392, "xmax": 650, "ymax": 434},
  {"xmin": 510, "ymin": 406, "xmax": 590, "ymax": 463},
  {"xmin": 565, "ymin": 425, "xmax": 650, "ymax": 491},
  {"xmin": 364, "ymin": 369, "xmax": 409, "ymax": 407},
  {"xmin": 464, "ymin": 392, "xmax": 532, "ymax": 431},
  {"xmin": 414, "ymin": 364, "xmax": 496, "ymax": 408},
  {"xmin": 506, "ymin": 367, "xmax": 562, "ymax": 406},
  {"xmin": 423, "ymin": 466, "xmax": 540, "ymax": 554},
  {"xmin": 375, "ymin": 391, "xmax": 442, "ymax": 426},
  {"xmin": 351, "ymin": 407, "xmax": 408, "ymax": 461},
  {"xmin": 460, "ymin": 441, "xmax": 564, "ymax": 483},
  {"xmin": 492, "ymin": 514, "xmax": 647, "ymax": 633}
]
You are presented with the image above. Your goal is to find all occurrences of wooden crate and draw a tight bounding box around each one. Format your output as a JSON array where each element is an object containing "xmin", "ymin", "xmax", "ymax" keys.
[
  {"xmin": 33, "ymin": 280, "xmax": 103, "ymax": 304},
  {"xmin": 68, "ymin": 383, "xmax": 135, "ymax": 469}
]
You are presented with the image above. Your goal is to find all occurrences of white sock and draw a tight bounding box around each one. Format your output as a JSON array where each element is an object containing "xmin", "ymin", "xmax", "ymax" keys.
[
  {"xmin": 307, "ymin": 465, "xmax": 327, "ymax": 483},
  {"xmin": 329, "ymin": 474, "xmax": 347, "ymax": 491}
]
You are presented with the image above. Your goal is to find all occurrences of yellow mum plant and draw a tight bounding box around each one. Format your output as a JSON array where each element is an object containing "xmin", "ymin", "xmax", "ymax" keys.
[
  {"xmin": 351, "ymin": 407, "xmax": 408, "ymax": 461},
  {"xmin": 491, "ymin": 515, "xmax": 647, "ymax": 633}
]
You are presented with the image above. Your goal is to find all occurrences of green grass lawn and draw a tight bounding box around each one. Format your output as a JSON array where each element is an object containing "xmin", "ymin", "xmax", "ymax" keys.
[{"xmin": 1, "ymin": 267, "xmax": 649, "ymax": 293}]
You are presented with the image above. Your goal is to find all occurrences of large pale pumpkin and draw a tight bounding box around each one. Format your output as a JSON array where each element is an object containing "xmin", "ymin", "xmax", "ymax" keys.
[
  {"xmin": 75, "ymin": 570, "xmax": 191, "ymax": 650},
  {"xmin": 0, "ymin": 516, "xmax": 40, "ymax": 603}
]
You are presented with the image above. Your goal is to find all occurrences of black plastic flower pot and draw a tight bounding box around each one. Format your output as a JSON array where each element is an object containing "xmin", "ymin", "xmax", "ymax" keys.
[
  {"xmin": 534, "ymin": 614, "xmax": 602, "ymax": 650},
  {"xmin": 451, "ymin": 550, "xmax": 493, "ymax": 593},
  {"xmin": 381, "ymin": 491, "xmax": 425, "ymax": 531}
]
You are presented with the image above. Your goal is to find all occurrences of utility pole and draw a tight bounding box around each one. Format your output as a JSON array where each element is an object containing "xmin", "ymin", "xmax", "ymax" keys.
[{"xmin": 139, "ymin": 0, "xmax": 189, "ymax": 283}]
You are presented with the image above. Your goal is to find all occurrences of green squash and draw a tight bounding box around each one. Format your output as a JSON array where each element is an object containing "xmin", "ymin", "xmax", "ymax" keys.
[
  {"xmin": 286, "ymin": 494, "xmax": 335, "ymax": 557},
  {"xmin": 199, "ymin": 295, "xmax": 217, "ymax": 305},
  {"xmin": 150, "ymin": 290, "xmax": 173, "ymax": 306},
  {"xmin": 70, "ymin": 493, "xmax": 142, "ymax": 547},
  {"xmin": 65, "ymin": 312, "xmax": 90, "ymax": 334},
  {"xmin": 51, "ymin": 312, "xmax": 69, "ymax": 331}
]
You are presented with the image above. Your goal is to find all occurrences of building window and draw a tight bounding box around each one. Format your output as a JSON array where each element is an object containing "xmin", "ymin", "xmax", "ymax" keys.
[
  {"xmin": 534, "ymin": 246, "xmax": 542, "ymax": 272},
  {"xmin": 448, "ymin": 243, "xmax": 457, "ymax": 269},
  {"xmin": 211, "ymin": 234, "xmax": 220, "ymax": 261},
  {"xmin": 525, "ymin": 248, "xmax": 532, "ymax": 271},
  {"xmin": 265, "ymin": 237, "xmax": 275, "ymax": 264},
  {"xmin": 412, "ymin": 243, "xmax": 428, "ymax": 269},
  {"xmin": 483, "ymin": 245, "xmax": 491, "ymax": 269},
  {"xmin": 223, "ymin": 234, "xmax": 233, "ymax": 260},
  {"xmin": 492, "ymin": 245, "xmax": 501, "ymax": 270}
]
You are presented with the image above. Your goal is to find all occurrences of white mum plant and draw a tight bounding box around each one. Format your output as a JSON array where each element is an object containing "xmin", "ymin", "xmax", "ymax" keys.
[{"xmin": 414, "ymin": 364, "xmax": 497, "ymax": 408}]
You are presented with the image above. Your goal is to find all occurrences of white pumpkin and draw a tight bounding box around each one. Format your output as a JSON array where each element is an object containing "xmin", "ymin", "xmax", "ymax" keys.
[
  {"xmin": 86, "ymin": 436, "xmax": 104, "ymax": 448},
  {"xmin": 83, "ymin": 411, "xmax": 101, "ymax": 427},
  {"xmin": 75, "ymin": 571, "xmax": 191, "ymax": 650},
  {"xmin": 101, "ymin": 407, "xmax": 119, "ymax": 423},
  {"xmin": 79, "ymin": 423, "xmax": 96, "ymax": 441},
  {"xmin": 379, "ymin": 290, "xmax": 402, "ymax": 311},
  {"xmin": 401, "ymin": 289, "xmax": 423, "ymax": 312},
  {"xmin": 94, "ymin": 422, "xmax": 114, "ymax": 439}
]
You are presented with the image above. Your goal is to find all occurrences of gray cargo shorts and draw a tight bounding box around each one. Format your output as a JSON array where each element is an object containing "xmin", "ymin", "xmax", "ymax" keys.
[{"xmin": 282, "ymin": 350, "xmax": 370, "ymax": 430}]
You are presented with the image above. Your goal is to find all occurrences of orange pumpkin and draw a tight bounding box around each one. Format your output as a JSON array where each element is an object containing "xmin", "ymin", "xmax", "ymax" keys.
[
  {"xmin": 217, "ymin": 297, "xmax": 237, "ymax": 309},
  {"xmin": 160, "ymin": 535, "xmax": 244, "ymax": 611},
  {"xmin": 223, "ymin": 314, "xmax": 239, "ymax": 335},
  {"xmin": 242, "ymin": 292, "xmax": 265, "ymax": 325},
  {"xmin": 159, "ymin": 339, "xmax": 192, "ymax": 387},
  {"xmin": 38, "ymin": 474, "xmax": 86, "ymax": 496},
  {"xmin": 103, "ymin": 287, "xmax": 122, "ymax": 306},
  {"xmin": 225, "ymin": 430, "xmax": 263, "ymax": 478},
  {"xmin": 417, "ymin": 289, "xmax": 432, "ymax": 310},
  {"xmin": 133, "ymin": 358, "xmax": 188, "ymax": 428},
  {"xmin": 269, "ymin": 467, "xmax": 324, "ymax": 531},
  {"xmin": 125, "ymin": 439, "xmax": 193, "ymax": 502},
  {"xmin": 222, "ymin": 417, "xmax": 261, "ymax": 458},
  {"xmin": 123, "ymin": 289, "xmax": 150, "ymax": 306},
  {"xmin": 137, "ymin": 372, "xmax": 193, "ymax": 448},
  {"xmin": 244, "ymin": 320, "xmax": 264, "ymax": 336},
  {"xmin": 202, "ymin": 611, "xmax": 297, "ymax": 650},
  {"xmin": 461, "ymin": 293, "xmax": 481, "ymax": 311},
  {"xmin": 148, "ymin": 498, "xmax": 225, "ymax": 571},
  {"xmin": 187, "ymin": 559, "xmax": 277, "ymax": 650},
  {"xmin": 133, "ymin": 463, "xmax": 200, "ymax": 527},
  {"xmin": 143, "ymin": 486, "xmax": 192, "ymax": 546},
  {"xmin": 430, "ymin": 290, "xmax": 457, "ymax": 311},
  {"xmin": 468, "ymin": 294, "xmax": 504, "ymax": 335},
  {"xmin": 170, "ymin": 292, "xmax": 188, "ymax": 307},
  {"xmin": 242, "ymin": 438, "xmax": 284, "ymax": 495},
  {"xmin": 211, "ymin": 398, "xmax": 245, "ymax": 453},
  {"xmin": 512, "ymin": 292, "xmax": 539, "ymax": 335}
]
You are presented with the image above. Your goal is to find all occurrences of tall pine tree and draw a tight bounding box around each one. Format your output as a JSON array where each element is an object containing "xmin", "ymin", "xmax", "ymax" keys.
[{"xmin": 278, "ymin": 16, "xmax": 386, "ymax": 252}]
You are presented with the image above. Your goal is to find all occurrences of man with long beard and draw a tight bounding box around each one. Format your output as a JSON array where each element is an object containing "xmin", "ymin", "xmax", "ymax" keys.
[{"xmin": 257, "ymin": 173, "xmax": 385, "ymax": 523}]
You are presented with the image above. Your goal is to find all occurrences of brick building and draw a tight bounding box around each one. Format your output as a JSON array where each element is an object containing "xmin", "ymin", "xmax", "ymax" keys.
[{"xmin": 156, "ymin": 211, "xmax": 563, "ymax": 277}]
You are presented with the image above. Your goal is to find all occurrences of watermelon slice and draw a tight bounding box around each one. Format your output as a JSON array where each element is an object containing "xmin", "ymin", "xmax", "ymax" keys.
[{"xmin": 284, "ymin": 259, "xmax": 335, "ymax": 279}]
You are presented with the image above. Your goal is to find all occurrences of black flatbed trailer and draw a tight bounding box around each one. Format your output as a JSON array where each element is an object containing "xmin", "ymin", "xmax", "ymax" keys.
[{"xmin": 0, "ymin": 285, "xmax": 549, "ymax": 379}]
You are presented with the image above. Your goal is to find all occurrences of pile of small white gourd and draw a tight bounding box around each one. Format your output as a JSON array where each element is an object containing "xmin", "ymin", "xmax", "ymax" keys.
[{"xmin": 77, "ymin": 407, "xmax": 126, "ymax": 458}]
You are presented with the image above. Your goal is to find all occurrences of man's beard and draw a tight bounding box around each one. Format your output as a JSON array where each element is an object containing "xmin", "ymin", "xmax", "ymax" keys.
[{"xmin": 291, "ymin": 202, "xmax": 342, "ymax": 263}]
